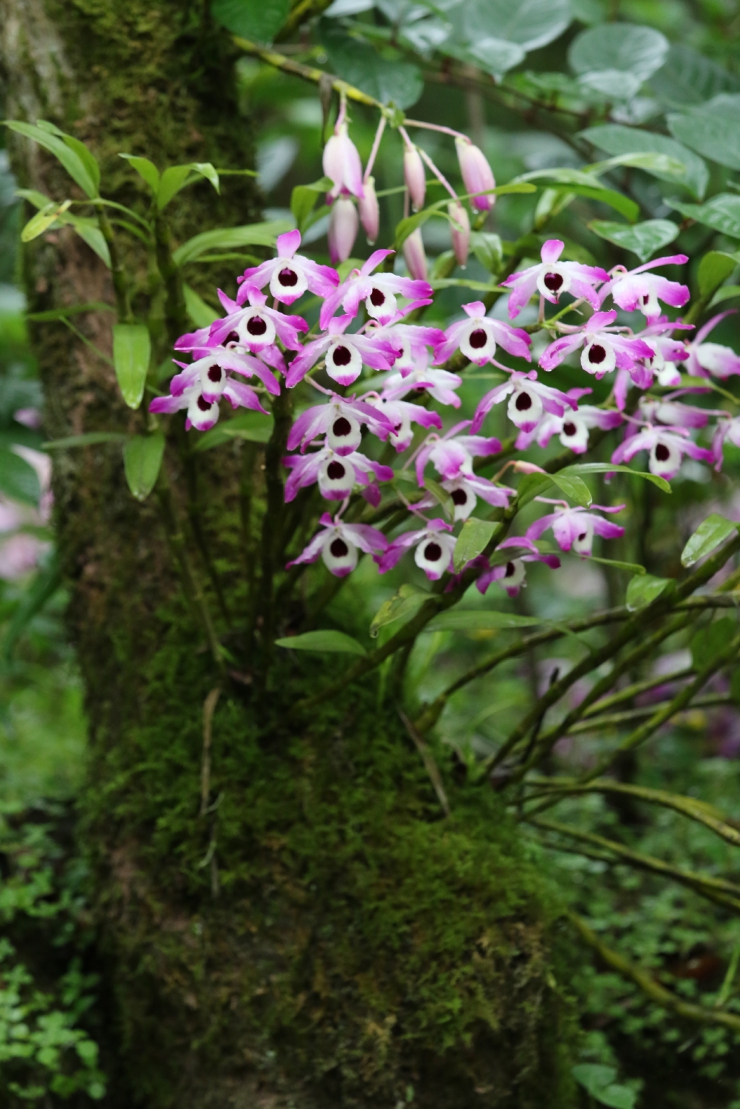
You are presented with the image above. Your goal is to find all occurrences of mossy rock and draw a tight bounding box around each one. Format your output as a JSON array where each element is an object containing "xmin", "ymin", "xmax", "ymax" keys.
[{"xmin": 83, "ymin": 636, "xmax": 579, "ymax": 1109}]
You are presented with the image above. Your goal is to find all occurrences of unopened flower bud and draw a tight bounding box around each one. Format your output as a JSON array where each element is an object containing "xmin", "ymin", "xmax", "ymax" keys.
[
  {"xmin": 359, "ymin": 175, "xmax": 379, "ymax": 245},
  {"xmin": 328, "ymin": 196, "xmax": 358, "ymax": 264},
  {"xmin": 403, "ymin": 228, "xmax": 428, "ymax": 282},
  {"xmin": 323, "ymin": 122, "xmax": 365, "ymax": 201},
  {"xmin": 448, "ymin": 200, "xmax": 470, "ymax": 267},
  {"xmin": 455, "ymin": 136, "xmax": 495, "ymax": 212},
  {"xmin": 403, "ymin": 146, "xmax": 426, "ymax": 212}
]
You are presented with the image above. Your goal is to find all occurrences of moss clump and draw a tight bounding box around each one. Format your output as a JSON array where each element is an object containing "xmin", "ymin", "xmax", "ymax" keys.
[{"xmin": 80, "ymin": 613, "xmax": 578, "ymax": 1109}]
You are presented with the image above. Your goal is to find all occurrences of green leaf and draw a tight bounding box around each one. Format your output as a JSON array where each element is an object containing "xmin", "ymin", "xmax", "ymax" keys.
[
  {"xmin": 394, "ymin": 185, "xmax": 535, "ymax": 249},
  {"xmin": 470, "ymin": 231, "xmax": 503, "ymax": 274},
  {"xmin": 549, "ymin": 472, "xmax": 592, "ymax": 507},
  {"xmin": 194, "ymin": 412, "xmax": 274, "ymax": 451},
  {"xmin": 588, "ymin": 219, "xmax": 679, "ymax": 263},
  {"xmin": 44, "ymin": 432, "xmax": 127, "ymax": 450},
  {"xmin": 514, "ymin": 169, "xmax": 639, "ymax": 221},
  {"xmin": 568, "ymin": 23, "xmax": 669, "ymax": 82},
  {"xmin": 157, "ymin": 164, "xmax": 219, "ymax": 210},
  {"xmin": 427, "ymin": 609, "xmax": 542, "ymax": 632},
  {"xmin": 370, "ymin": 584, "xmax": 429, "ymax": 638},
  {"xmin": 453, "ymin": 517, "xmax": 497, "ymax": 572},
  {"xmin": 691, "ymin": 616, "xmax": 737, "ymax": 670},
  {"xmin": 274, "ymin": 629, "xmax": 367, "ymax": 656},
  {"xmin": 711, "ymin": 284, "xmax": 740, "ymax": 307},
  {"xmin": 596, "ymin": 1086, "xmax": 636, "ymax": 1109},
  {"xmin": 681, "ymin": 513, "xmax": 739, "ymax": 567},
  {"xmin": 442, "ymin": 38, "xmax": 524, "ymax": 79},
  {"xmin": 26, "ymin": 302, "xmax": 114, "ymax": 322},
  {"xmin": 668, "ymin": 193, "xmax": 740, "ymax": 241},
  {"xmin": 113, "ymin": 323, "xmax": 151, "ymax": 409},
  {"xmin": 172, "ymin": 219, "xmax": 290, "ymax": 266},
  {"xmin": 626, "ymin": 573, "xmax": 671, "ymax": 611},
  {"xmin": 291, "ymin": 184, "xmax": 322, "ymax": 234},
  {"xmin": 319, "ymin": 24, "xmax": 423, "ymax": 109},
  {"xmin": 184, "ymin": 284, "xmax": 219, "ymax": 328},
  {"xmin": 517, "ymin": 471, "xmax": 553, "ymax": 508},
  {"xmin": 61, "ymin": 133, "xmax": 101, "ymax": 196},
  {"xmin": 123, "ymin": 432, "xmax": 165, "ymax": 501},
  {"xmin": 699, "ymin": 251, "xmax": 738, "ymax": 298},
  {"xmin": 213, "ymin": 0, "xmax": 292, "ymax": 44},
  {"xmin": 445, "ymin": 0, "xmax": 572, "ymax": 53},
  {"xmin": 119, "ymin": 153, "xmax": 161, "ymax": 194},
  {"xmin": 579, "ymin": 123, "xmax": 708, "ymax": 200},
  {"xmin": 0, "ymin": 449, "xmax": 41, "ymax": 505},
  {"xmin": 20, "ymin": 199, "xmax": 72, "ymax": 242},
  {"xmin": 572, "ymin": 1065, "xmax": 618, "ymax": 1098},
  {"xmin": 2, "ymin": 555, "xmax": 61, "ymax": 663},
  {"xmin": 4, "ymin": 121, "xmax": 99, "ymax": 198},
  {"xmin": 564, "ymin": 462, "xmax": 671, "ymax": 493},
  {"xmin": 423, "ymin": 477, "xmax": 454, "ymax": 520},
  {"xmin": 650, "ymin": 44, "xmax": 740, "ymax": 109},
  {"xmin": 668, "ymin": 94, "xmax": 740, "ymax": 172},
  {"xmin": 61, "ymin": 214, "xmax": 112, "ymax": 266},
  {"xmin": 586, "ymin": 555, "xmax": 645, "ymax": 574}
]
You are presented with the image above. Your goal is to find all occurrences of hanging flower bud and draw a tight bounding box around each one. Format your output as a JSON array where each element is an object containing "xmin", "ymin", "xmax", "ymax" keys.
[
  {"xmin": 359, "ymin": 175, "xmax": 380, "ymax": 245},
  {"xmin": 448, "ymin": 200, "xmax": 470, "ymax": 267},
  {"xmin": 403, "ymin": 227, "xmax": 428, "ymax": 282},
  {"xmin": 455, "ymin": 137, "xmax": 496, "ymax": 212},
  {"xmin": 403, "ymin": 146, "xmax": 426, "ymax": 212},
  {"xmin": 323, "ymin": 122, "xmax": 364, "ymax": 201},
  {"xmin": 328, "ymin": 196, "xmax": 358, "ymax": 265}
]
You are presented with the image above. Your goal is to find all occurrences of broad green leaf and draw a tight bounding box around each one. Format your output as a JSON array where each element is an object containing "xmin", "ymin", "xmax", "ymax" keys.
[
  {"xmin": 564, "ymin": 462, "xmax": 671, "ymax": 493},
  {"xmin": 650, "ymin": 44, "xmax": 740, "ymax": 109},
  {"xmin": 427, "ymin": 609, "xmax": 542, "ymax": 632},
  {"xmin": 470, "ymin": 231, "xmax": 503, "ymax": 274},
  {"xmin": 123, "ymin": 432, "xmax": 165, "ymax": 501},
  {"xmin": 668, "ymin": 94, "xmax": 740, "ymax": 172},
  {"xmin": 44, "ymin": 432, "xmax": 127, "ymax": 450},
  {"xmin": 596, "ymin": 1086, "xmax": 637, "ymax": 1109},
  {"xmin": 194, "ymin": 412, "xmax": 274, "ymax": 451},
  {"xmin": 442, "ymin": 38, "xmax": 524, "ymax": 78},
  {"xmin": 626, "ymin": 573, "xmax": 671, "ymax": 611},
  {"xmin": 4, "ymin": 121, "xmax": 99, "ymax": 198},
  {"xmin": 113, "ymin": 323, "xmax": 151, "ymax": 409},
  {"xmin": 453, "ymin": 517, "xmax": 497, "ymax": 572},
  {"xmin": 514, "ymin": 169, "xmax": 639, "ymax": 221},
  {"xmin": 588, "ymin": 219, "xmax": 679, "ymax": 263},
  {"xmin": 691, "ymin": 616, "xmax": 737, "ymax": 670},
  {"xmin": 517, "ymin": 471, "xmax": 553, "ymax": 508},
  {"xmin": 119, "ymin": 153, "xmax": 161, "ymax": 194},
  {"xmin": 444, "ymin": 0, "xmax": 572, "ymax": 52},
  {"xmin": 274, "ymin": 629, "xmax": 366, "ymax": 655},
  {"xmin": 681, "ymin": 513, "xmax": 738, "ymax": 567},
  {"xmin": 184, "ymin": 284, "xmax": 219, "ymax": 328},
  {"xmin": 547, "ymin": 183, "xmax": 639, "ymax": 223},
  {"xmin": 586, "ymin": 555, "xmax": 645, "ymax": 574},
  {"xmin": 577, "ymin": 70, "xmax": 642, "ymax": 101},
  {"xmin": 699, "ymin": 252, "xmax": 738, "ymax": 298},
  {"xmin": 15, "ymin": 187, "xmax": 52, "ymax": 210},
  {"xmin": 573, "ymin": 1065, "xmax": 636, "ymax": 1109},
  {"xmin": 0, "ymin": 449, "xmax": 41, "ymax": 505},
  {"xmin": 668, "ymin": 194, "xmax": 740, "ymax": 241},
  {"xmin": 319, "ymin": 24, "xmax": 423, "ymax": 109},
  {"xmin": 2, "ymin": 555, "xmax": 61, "ymax": 662},
  {"xmin": 172, "ymin": 219, "xmax": 290, "ymax": 266},
  {"xmin": 423, "ymin": 477, "xmax": 454, "ymax": 520},
  {"xmin": 61, "ymin": 133, "xmax": 101, "ymax": 196},
  {"xmin": 549, "ymin": 472, "xmax": 592, "ymax": 507},
  {"xmin": 589, "ymin": 152, "xmax": 685, "ymax": 178},
  {"xmin": 62, "ymin": 214, "xmax": 112, "ymax": 266},
  {"xmin": 21, "ymin": 199, "xmax": 72, "ymax": 242},
  {"xmin": 568, "ymin": 23, "xmax": 668, "ymax": 82},
  {"xmin": 711, "ymin": 284, "xmax": 740, "ymax": 307},
  {"xmin": 579, "ymin": 123, "xmax": 708, "ymax": 200},
  {"xmin": 291, "ymin": 184, "xmax": 323, "ymax": 233},
  {"xmin": 157, "ymin": 164, "xmax": 219, "ymax": 210},
  {"xmin": 370, "ymin": 584, "xmax": 429, "ymax": 638},
  {"xmin": 213, "ymin": 0, "xmax": 292, "ymax": 43}
]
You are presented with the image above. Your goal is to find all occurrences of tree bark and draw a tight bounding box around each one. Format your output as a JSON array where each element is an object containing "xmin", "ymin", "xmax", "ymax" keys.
[{"xmin": 0, "ymin": 4, "xmax": 579, "ymax": 1106}]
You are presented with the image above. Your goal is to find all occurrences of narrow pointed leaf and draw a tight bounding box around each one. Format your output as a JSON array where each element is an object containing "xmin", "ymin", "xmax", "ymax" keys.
[
  {"xmin": 123, "ymin": 432, "xmax": 165, "ymax": 501},
  {"xmin": 564, "ymin": 462, "xmax": 671, "ymax": 493},
  {"xmin": 119, "ymin": 153, "xmax": 161, "ymax": 194},
  {"xmin": 0, "ymin": 449, "xmax": 41, "ymax": 505},
  {"xmin": 427, "ymin": 609, "xmax": 541, "ymax": 632},
  {"xmin": 172, "ymin": 220, "xmax": 291, "ymax": 266},
  {"xmin": 453, "ymin": 517, "xmax": 498, "ymax": 572},
  {"xmin": 370, "ymin": 584, "xmax": 428, "ymax": 638},
  {"xmin": 549, "ymin": 472, "xmax": 592, "ymax": 507},
  {"xmin": 681, "ymin": 513, "xmax": 739, "ymax": 567},
  {"xmin": 44, "ymin": 432, "xmax": 127, "ymax": 450},
  {"xmin": 113, "ymin": 323, "xmax": 151, "ymax": 409},
  {"xmin": 4, "ymin": 121, "xmax": 98, "ymax": 198},
  {"xmin": 275, "ymin": 630, "xmax": 367, "ymax": 655},
  {"xmin": 21, "ymin": 200, "xmax": 72, "ymax": 242}
]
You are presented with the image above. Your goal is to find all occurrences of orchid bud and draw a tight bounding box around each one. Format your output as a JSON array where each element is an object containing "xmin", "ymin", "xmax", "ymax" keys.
[
  {"xmin": 328, "ymin": 196, "xmax": 358, "ymax": 264},
  {"xmin": 403, "ymin": 146, "xmax": 426, "ymax": 212},
  {"xmin": 455, "ymin": 136, "xmax": 495, "ymax": 212},
  {"xmin": 448, "ymin": 200, "xmax": 470, "ymax": 268},
  {"xmin": 359, "ymin": 175, "xmax": 380, "ymax": 245},
  {"xmin": 323, "ymin": 122, "xmax": 365, "ymax": 200},
  {"xmin": 403, "ymin": 228, "xmax": 428, "ymax": 282}
]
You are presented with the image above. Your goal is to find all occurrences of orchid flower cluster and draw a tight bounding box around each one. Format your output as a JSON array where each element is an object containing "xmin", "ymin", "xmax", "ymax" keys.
[{"xmin": 150, "ymin": 121, "xmax": 740, "ymax": 602}]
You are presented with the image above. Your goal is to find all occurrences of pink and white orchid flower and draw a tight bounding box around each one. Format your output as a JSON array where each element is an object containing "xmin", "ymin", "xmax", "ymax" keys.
[
  {"xmin": 285, "ymin": 316, "xmax": 397, "ymax": 388},
  {"xmin": 475, "ymin": 539, "xmax": 560, "ymax": 596},
  {"xmin": 471, "ymin": 370, "xmax": 575, "ymax": 435},
  {"xmin": 525, "ymin": 500, "xmax": 625, "ymax": 557},
  {"xmin": 363, "ymin": 390, "xmax": 443, "ymax": 452},
  {"xmin": 150, "ymin": 376, "xmax": 267, "ymax": 432},
  {"xmin": 415, "ymin": 422, "xmax": 501, "ymax": 486},
  {"xmin": 283, "ymin": 445, "xmax": 393, "ymax": 505},
  {"xmin": 682, "ymin": 311, "xmax": 740, "ymax": 380},
  {"xmin": 319, "ymin": 249, "xmax": 433, "ymax": 330},
  {"xmin": 378, "ymin": 519, "xmax": 456, "ymax": 580},
  {"xmin": 287, "ymin": 513, "xmax": 387, "ymax": 577},
  {"xmin": 238, "ymin": 229, "xmax": 338, "ymax": 305},
  {"xmin": 601, "ymin": 254, "xmax": 689, "ymax": 322},
  {"xmin": 516, "ymin": 391, "xmax": 622, "ymax": 455},
  {"xmin": 169, "ymin": 348, "xmax": 280, "ymax": 402},
  {"xmin": 711, "ymin": 416, "xmax": 740, "ymax": 471},
  {"xmin": 539, "ymin": 311, "xmax": 653, "ymax": 377},
  {"xmin": 374, "ymin": 363, "xmax": 463, "ymax": 409},
  {"xmin": 502, "ymin": 240, "xmax": 609, "ymax": 320},
  {"xmin": 611, "ymin": 424, "xmax": 713, "ymax": 480},
  {"xmin": 287, "ymin": 394, "xmax": 395, "ymax": 456},
  {"xmin": 210, "ymin": 286, "xmax": 307, "ymax": 352},
  {"xmin": 435, "ymin": 301, "xmax": 531, "ymax": 366}
]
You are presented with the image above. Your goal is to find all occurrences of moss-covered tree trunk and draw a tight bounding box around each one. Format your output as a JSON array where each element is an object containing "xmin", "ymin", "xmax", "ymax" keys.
[{"xmin": 0, "ymin": 4, "xmax": 578, "ymax": 1105}]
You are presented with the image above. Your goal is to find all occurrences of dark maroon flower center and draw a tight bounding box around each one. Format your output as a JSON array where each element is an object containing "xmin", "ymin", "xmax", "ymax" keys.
[
  {"xmin": 505, "ymin": 561, "xmax": 516, "ymax": 578},
  {"xmin": 515, "ymin": 392, "xmax": 533, "ymax": 411},
  {"xmin": 589, "ymin": 344, "xmax": 606, "ymax": 364},
  {"xmin": 332, "ymin": 345, "xmax": 352, "ymax": 366},
  {"xmin": 413, "ymin": 387, "xmax": 427, "ymax": 397},
  {"xmin": 469, "ymin": 328, "xmax": 488, "ymax": 349},
  {"xmin": 655, "ymin": 443, "xmax": 670, "ymax": 461},
  {"xmin": 197, "ymin": 396, "xmax": 211, "ymax": 412},
  {"xmin": 451, "ymin": 489, "xmax": 468, "ymax": 505},
  {"xmin": 332, "ymin": 416, "xmax": 352, "ymax": 437},
  {"xmin": 247, "ymin": 316, "xmax": 267, "ymax": 336},
  {"xmin": 424, "ymin": 541, "xmax": 442, "ymax": 561},
  {"xmin": 330, "ymin": 538, "xmax": 349, "ymax": 557},
  {"xmin": 278, "ymin": 267, "xmax": 298, "ymax": 287},
  {"xmin": 327, "ymin": 460, "xmax": 346, "ymax": 480},
  {"xmin": 563, "ymin": 421, "xmax": 576, "ymax": 436},
  {"xmin": 578, "ymin": 532, "xmax": 587, "ymax": 542},
  {"xmin": 544, "ymin": 272, "xmax": 563, "ymax": 293},
  {"xmin": 370, "ymin": 287, "xmax": 386, "ymax": 306},
  {"xmin": 207, "ymin": 365, "xmax": 222, "ymax": 382},
  {"xmin": 226, "ymin": 331, "xmax": 239, "ymax": 344}
]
